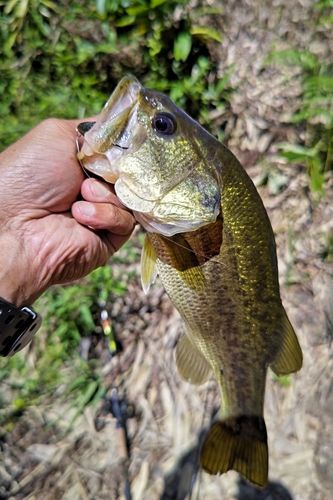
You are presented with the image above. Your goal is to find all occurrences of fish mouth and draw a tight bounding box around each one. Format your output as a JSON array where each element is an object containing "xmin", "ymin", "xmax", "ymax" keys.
[
  {"xmin": 77, "ymin": 75, "xmax": 221, "ymax": 236},
  {"xmin": 97, "ymin": 75, "xmax": 142, "ymax": 151},
  {"xmin": 106, "ymin": 76, "xmax": 141, "ymax": 116},
  {"xmin": 79, "ymin": 76, "xmax": 142, "ymax": 173}
]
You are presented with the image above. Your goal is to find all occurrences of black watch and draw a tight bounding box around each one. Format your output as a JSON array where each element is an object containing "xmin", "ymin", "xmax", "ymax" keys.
[{"xmin": 0, "ymin": 298, "xmax": 42, "ymax": 357}]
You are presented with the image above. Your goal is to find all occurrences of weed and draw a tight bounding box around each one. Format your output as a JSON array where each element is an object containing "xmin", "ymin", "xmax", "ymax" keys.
[
  {"xmin": 272, "ymin": 2, "xmax": 333, "ymax": 195},
  {"xmin": 272, "ymin": 374, "xmax": 291, "ymax": 387},
  {"xmin": 0, "ymin": 263, "xmax": 130, "ymax": 425},
  {"xmin": 0, "ymin": 0, "xmax": 232, "ymax": 150}
]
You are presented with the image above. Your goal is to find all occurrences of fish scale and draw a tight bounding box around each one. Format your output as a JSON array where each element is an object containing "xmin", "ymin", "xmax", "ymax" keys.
[{"xmin": 78, "ymin": 75, "xmax": 303, "ymax": 488}]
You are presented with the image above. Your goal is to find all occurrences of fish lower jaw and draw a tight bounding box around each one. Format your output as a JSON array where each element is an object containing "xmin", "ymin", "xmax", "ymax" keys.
[
  {"xmin": 114, "ymin": 180, "xmax": 214, "ymax": 236},
  {"xmin": 134, "ymin": 211, "xmax": 216, "ymax": 237},
  {"xmin": 134, "ymin": 211, "xmax": 185, "ymax": 237}
]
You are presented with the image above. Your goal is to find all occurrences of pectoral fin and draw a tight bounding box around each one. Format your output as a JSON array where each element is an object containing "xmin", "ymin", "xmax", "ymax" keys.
[
  {"xmin": 163, "ymin": 234, "xmax": 206, "ymax": 292},
  {"xmin": 270, "ymin": 310, "xmax": 303, "ymax": 376},
  {"xmin": 141, "ymin": 234, "xmax": 158, "ymax": 294},
  {"xmin": 148, "ymin": 233, "xmax": 206, "ymax": 292},
  {"xmin": 176, "ymin": 333, "xmax": 212, "ymax": 385}
]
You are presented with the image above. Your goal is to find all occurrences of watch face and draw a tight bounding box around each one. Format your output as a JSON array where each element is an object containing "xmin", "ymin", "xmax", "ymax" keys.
[{"xmin": 0, "ymin": 302, "xmax": 42, "ymax": 357}]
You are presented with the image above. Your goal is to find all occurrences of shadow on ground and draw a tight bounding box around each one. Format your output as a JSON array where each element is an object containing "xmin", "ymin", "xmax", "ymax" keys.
[
  {"xmin": 236, "ymin": 478, "xmax": 294, "ymax": 500},
  {"xmin": 159, "ymin": 428, "xmax": 294, "ymax": 500}
]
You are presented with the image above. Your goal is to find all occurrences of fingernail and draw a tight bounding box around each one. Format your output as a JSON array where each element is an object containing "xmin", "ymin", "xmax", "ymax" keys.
[
  {"xmin": 91, "ymin": 181, "xmax": 111, "ymax": 198},
  {"xmin": 78, "ymin": 202, "xmax": 95, "ymax": 217}
]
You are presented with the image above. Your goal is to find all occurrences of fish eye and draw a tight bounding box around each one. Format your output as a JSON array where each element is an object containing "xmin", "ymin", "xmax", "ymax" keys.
[{"xmin": 152, "ymin": 113, "xmax": 176, "ymax": 135}]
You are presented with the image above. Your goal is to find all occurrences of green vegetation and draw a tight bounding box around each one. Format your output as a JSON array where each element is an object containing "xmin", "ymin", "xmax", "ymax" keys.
[
  {"xmin": 0, "ymin": 258, "xmax": 131, "ymax": 427},
  {"xmin": 0, "ymin": 0, "xmax": 229, "ymax": 150},
  {"xmin": 275, "ymin": 0, "xmax": 333, "ymax": 195},
  {"xmin": 0, "ymin": 0, "xmax": 229, "ymax": 426},
  {"xmin": 272, "ymin": 374, "xmax": 291, "ymax": 388}
]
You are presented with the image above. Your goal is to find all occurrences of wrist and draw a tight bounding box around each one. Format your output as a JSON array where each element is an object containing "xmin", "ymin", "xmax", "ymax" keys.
[
  {"xmin": 0, "ymin": 232, "xmax": 43, "ymax": 357},
  {"xmin": 0, "ymin": 231, "xmax": 40, "ymax": 308},
  {"xmin": 0, "ymin": 297, "xmax": 43, "ymax": 357}
]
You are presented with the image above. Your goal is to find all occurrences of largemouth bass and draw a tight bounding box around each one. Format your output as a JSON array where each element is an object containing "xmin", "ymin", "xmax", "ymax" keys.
[{"xmin": 77, "ymin": 76, "xmax": 302, "ymax": 487}]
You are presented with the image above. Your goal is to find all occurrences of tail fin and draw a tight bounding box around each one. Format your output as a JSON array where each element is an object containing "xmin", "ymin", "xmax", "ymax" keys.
[{"xmin": 200, "ymin": 416, "xmax": 268, "ymax": 488}]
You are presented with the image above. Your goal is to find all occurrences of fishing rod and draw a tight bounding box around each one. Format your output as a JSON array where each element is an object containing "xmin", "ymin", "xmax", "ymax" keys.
[
  {"xmin": 110, "ymin": 388, "xmax": 132, "ymax": 500},
  {"xmin": 88, "ymin": 288, "xmax": 133, "ymax": 500},
  {"xmin": 98, "ymin": 302, "xmax": 133, "ymax": 500}
]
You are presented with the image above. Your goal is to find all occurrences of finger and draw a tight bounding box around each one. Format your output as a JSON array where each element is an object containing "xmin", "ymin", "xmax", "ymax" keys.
[
  {"xmin": 81, "ymin": 178, "xmax": 128, "ymax": 210},
  {"xmin": 31, "ymin": 117, "xmax": 99, "ymax": 143},
  {"xmin": 100, "ymin": 230, "xmax": 134, "ymax": 255},
  {"xmin": 72, "ymin": 200, "xmax": 135, "ymax": 235}
]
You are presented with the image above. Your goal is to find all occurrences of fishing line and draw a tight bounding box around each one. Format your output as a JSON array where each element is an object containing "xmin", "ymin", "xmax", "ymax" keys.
[
  {"xmin": 190, "ymin": 373, "xmax": 215, "ymax": 500},
  {"xmin": 76, "ymin": 128, "xmax": 93, "ymax": 179}
]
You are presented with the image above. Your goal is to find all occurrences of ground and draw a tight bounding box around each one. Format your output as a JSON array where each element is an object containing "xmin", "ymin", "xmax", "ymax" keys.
[{"xmin": 1, "ymin": 0, "xmax": 333, "ymax": 499}]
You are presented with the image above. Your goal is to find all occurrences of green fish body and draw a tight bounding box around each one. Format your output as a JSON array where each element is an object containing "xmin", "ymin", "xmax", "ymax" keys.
[{"xmin": 78, "ymin": 76, "xmax": 302, "ymax": 487}]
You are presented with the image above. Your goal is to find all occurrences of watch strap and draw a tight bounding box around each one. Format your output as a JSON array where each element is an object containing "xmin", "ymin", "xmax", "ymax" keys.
[{"xmin": 0, "ymin": 298, "xmax": 42, "ymax": 357}]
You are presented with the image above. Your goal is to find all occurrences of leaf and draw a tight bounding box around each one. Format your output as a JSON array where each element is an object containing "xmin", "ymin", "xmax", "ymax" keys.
[
  {"xmin": 126, "ymin": 5, "xmax": 149, "ymax": 15},
  {"xmin": 115, "ymin": 15, "xmax": 136, "ymax": 27},
  {"xmin": 15, "ymin": 0, "xmax": 29, "ymax": 18},
  {"xmin": 150, "ymin": 0, "xmax": 167, "ymax": 6},
  {"xmin": 309, "ymin": 156, "xmax": 325, "ymax": 194},
  {"xmin": 173, "ymin": 31, "xmax": 192, "ymax": 62},
  {"xmin": 190, "ymin": 25, "xmax": 223, "ymax": 43},
  {"xmin": 40, "ymin": 0, "xmax": 58, "ymax": 10},
  {"xmin": 216, "ymin": 64, "xmax": 234, "ymax": 93},
  {"xmin": 30, "ymin": 9, "xmax": 51, "ymax": 37},
  {"xmin": 277, "ymin": 142, "xmax": 319, "ymax": 161},
  {"xmin": 95, "ymin": 42, "xmax": 118, "ymax": 54},
  {"xmin": 170, "ymin": 81, "xmax": 186, "ymax": 102},
  {"xmin": 96, "ymin": 0, "xmax": 107, "ymax": 16},
  {"xmin": 4, "ymin": 0, "xmax": 20, "ymax": 15},
  {"xmin": 273, "ymin": 49, "xmax": 318, "ymax": 70},
  {"xmin": 278, "ymin": 143, "xmax": 325, "ymax": 195},
  {"xmin": 272, "ymin": 374, "xmax": 291, "ymax": 387},
  {"xmin": 313, "ymin": 0, "xmax": 333, "ymax": 7},
  {"xmin": 3, "ymin": 32, "xmax": 17, "ymax": 52},
  {"xmin": 79, "ymin": 304, "xmax": 95, "ymax": 331},
  {"xmin": 13, "ymin": 397, "xmax": 26, "ymax": 409},
  {"xmin": 66, "ymin": 380, "xmax": 99, "ymax": 431}
]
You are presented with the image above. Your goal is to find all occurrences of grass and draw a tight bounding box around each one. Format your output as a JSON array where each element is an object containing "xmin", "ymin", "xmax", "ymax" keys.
[{"xmin": 0, "ymin": 260, "xmax": 131, "ymax": 428}]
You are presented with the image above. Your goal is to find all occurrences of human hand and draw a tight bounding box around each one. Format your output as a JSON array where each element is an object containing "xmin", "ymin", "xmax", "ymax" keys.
[{"xmin": 0, "ymin": 118, "xmax": 135, "ymax": 307}]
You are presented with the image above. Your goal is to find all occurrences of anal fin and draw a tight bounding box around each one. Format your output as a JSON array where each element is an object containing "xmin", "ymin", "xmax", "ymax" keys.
[
  {"xmin": 200, "ymin": 416, "xmax": 268, "ymax": 488},
  {"xmin": 175, "ymin": 333, "xmax": 211, "ymax": 385},
  {"xmin": 271, "ymin": 309, "xmax": 303, "ymax": 376}
]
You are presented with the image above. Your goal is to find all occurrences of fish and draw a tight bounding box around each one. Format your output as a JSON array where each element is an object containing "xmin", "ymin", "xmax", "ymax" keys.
[{"xmin": 77, "ymin": 75, "xmax": 303, "ymax": 487}]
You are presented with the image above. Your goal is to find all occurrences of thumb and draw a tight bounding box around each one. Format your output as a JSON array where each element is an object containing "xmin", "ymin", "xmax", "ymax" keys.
[{"xmin": 66, "ymin": 116, "xmax": 99, "ymax": 130}]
